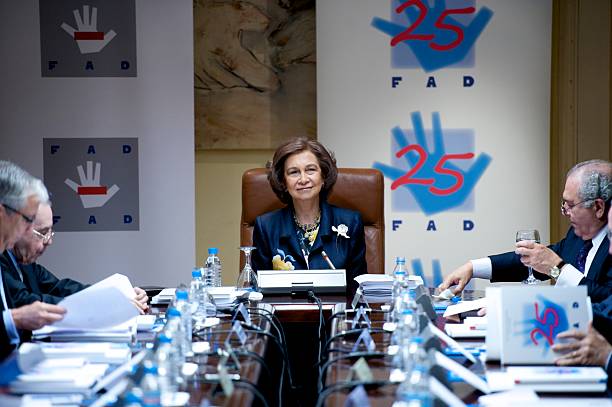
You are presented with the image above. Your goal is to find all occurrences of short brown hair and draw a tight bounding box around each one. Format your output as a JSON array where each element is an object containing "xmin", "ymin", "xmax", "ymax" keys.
[{"xmin": 267, "ymin": 137, "xmax": 338, "ymax": 204}]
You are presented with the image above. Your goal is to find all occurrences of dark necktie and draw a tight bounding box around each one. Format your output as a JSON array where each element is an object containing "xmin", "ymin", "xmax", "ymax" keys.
[{"xmin": 576, "ymin": 239, "xmax": 593, "ymax": 273}]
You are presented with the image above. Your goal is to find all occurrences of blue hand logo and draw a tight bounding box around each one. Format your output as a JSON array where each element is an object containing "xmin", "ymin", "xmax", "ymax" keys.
[
  {"xmin": 371, "ymin": 0, "xmax": 493, "ymax": 72},
  {"xmin": 373, "ymin": 111, "xmax": 491, "ymax": 216}
]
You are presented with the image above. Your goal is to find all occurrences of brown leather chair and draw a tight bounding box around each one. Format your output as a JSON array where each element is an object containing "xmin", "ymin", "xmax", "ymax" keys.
[{"xmin": 240, "ymin": 168, "xmax": 385, "ymax": 274}]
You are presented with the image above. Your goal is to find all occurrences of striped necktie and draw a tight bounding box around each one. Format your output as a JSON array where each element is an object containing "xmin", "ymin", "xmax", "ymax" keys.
[{"xmin": 575, "ymin": 239, "xmax": 593, "ymax": 273}]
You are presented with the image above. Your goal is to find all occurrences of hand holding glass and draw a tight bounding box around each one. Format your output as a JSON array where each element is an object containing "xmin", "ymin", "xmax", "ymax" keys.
[{"xmin": 516, "ymin": 229, "xmax": 541, "ymax": 285}]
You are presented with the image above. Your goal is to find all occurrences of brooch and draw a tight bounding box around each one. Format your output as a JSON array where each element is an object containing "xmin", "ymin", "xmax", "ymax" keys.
[
  {"xmin": 332, "ymin": 224, "xmax": 350, "ymax": 239},
  {"xmin": 272, "ymin": 249, "xmax": 295, "ymax": 270}
]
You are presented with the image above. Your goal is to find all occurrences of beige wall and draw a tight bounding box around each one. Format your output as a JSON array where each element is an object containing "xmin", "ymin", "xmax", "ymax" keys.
[{"xmin": 195, "ymin": 149, "xmax": 274, "ymax": 285}]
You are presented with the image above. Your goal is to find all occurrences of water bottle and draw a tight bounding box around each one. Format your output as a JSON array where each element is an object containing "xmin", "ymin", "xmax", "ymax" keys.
[
  {"xmin": 392, "ymin": 257, "xmax": 407, "ymax": 321},
  {"xmin": 395, "ymin": 364, "xmax": 432, "ymax": 407},
  {"xmin": 174, "ymin": 290, "xmax": 193, "ymax": 357},
  {"xmin": 164, "ymin": 308, "xmax": 186, "ymax": 365},
  {"xmin": 190, "ymin": 268, "xmax": 208, "ymax": 326},
  {"xmin": 155, "ymin": 333, "xmax": 178, "ymax": 395},
  {"xmin": 140, "ymin": 365, "xmax": 161, "ymax": 407},
  {"xmin": 205, "ymin": 248, "xmax": 222, "ymax": 287}
]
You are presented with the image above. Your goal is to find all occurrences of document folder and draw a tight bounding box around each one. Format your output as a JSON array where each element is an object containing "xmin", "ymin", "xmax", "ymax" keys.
[{"xmin": 257, "ymin": 269, "xmax": 346, "ymax": 295}]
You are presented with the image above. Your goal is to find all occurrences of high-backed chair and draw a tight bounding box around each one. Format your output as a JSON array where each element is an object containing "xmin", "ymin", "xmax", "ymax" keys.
[{"xmin": 240, "ymin": 168, "xmax": 385, "ymax": 274}]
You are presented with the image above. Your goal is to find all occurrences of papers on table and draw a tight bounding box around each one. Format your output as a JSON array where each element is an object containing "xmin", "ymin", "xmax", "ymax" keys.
[
  {"xmin": 33, "ymin": 318, "xmax": 137, "ymax": 343},
  {"xmin": 444, "ymin": 316, "xmax": 488, "ymax": 339},
  {"xmin": 152, "ymin": 287, "xmax": 248, "ymax": 308},
  {"xmin": 54, "ymin": 273, "xmax": 139, "ymax": 330},
  {"xmin": 38, "ymin": 342, "xmax": 131, "ymax": 365},
  {"xmin": 10, "ymin": 361, "xmax": 109, "ymax": 394},
  {"xmin": 151, "ymin": 287, "xmax": 176, "ymax": 304},
  {"xmin": 353, "ymin": 274, "xmax": 424, "ymax": 303},
  {"xmin": 443, "ymin": 297, "xmax": 487, "ymax": 318},
  {"xmin": 486, "ymin": 366, "xmax": 608, "ymax": 393}
]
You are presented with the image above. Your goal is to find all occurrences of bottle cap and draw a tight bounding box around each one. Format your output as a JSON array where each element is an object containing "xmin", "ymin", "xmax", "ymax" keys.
[
  {"xmin": 158, "ymin": 333, "xmax": 172, "ymax": 344},
  {"xmin": 411, "ymin": 336, "xmax": 424, "ymax": 344},
  {"xmin": 192, "ymin": 268, "xmax": 202, "ymax": 278},
  {"xmin": 167, "ymin": 308, "xmax": 181, "ymax": 318},
  {"xmin": 208, "ymin": 247, "xmax": 219, "ymax": 255},
  {"xmin": 395, "ymin": 256, "xmax": 406, "ymax": 264},
  {"xmin": 175, "ymin": 290, "xmax": 188, "ymax": 300},
  {"xmin": 144, "ymin": 365, "xmax": 158, "ymax": 375}
]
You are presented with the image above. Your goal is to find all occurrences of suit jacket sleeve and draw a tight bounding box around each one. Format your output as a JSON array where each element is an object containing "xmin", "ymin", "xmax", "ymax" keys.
[
  {"xmin": 27, "ymin": 263, "xmax": 88, "ymax": 304},
  {"xmin": 593, "ymin": 295, "xmax": 612, "ymax": 344}
]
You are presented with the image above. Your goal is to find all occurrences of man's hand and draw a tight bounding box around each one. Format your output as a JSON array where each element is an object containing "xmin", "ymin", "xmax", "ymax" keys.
[
  {"xmin": 552, "ymin": 323, "xmax": 612, "ymax": 367},
  {"xmin": 11, "ymin": 301, "xmax": 66, "ymax": 331},
  {"xmin": 438, "ymin": 262, "xmax": 473, "ymax": 294},
  {"xmin": 131, "ymin": 287, "xmax": 149, "ymax": 314},
  {"xmin": 514, "ymin": 241, "xmax": 562, "ymax": 275}
]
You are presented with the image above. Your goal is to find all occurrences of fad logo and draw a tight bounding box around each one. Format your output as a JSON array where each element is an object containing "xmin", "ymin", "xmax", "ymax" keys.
[
  {"xmin": 371, "ymin": 0, "xmax": 493, "ymax": 72},
  {"xmin": 40, "ymin": 0, "xmax": 137, "ymax": 77},
  {"xmin": 373, "ymin": 111, "xmax": 491, "ymax": 218},
  {"xmin": 43, "ymin": 138, "xmax": 139, "ymax": 231}
]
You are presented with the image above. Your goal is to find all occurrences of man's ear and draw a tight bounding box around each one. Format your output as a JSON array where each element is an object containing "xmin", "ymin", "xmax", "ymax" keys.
[{"xmin": 594, "ymin": 198, "xmax": 606, "ymax": 219}]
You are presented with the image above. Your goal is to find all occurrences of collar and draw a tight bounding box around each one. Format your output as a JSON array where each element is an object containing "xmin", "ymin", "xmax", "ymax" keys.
[
  {"xmin": 280, "ymin": 200, "xmax": 334, "ymax": 240},
  {"xmin": 591, "ymin": 226, "xmax": 607, "ymax": 252}
]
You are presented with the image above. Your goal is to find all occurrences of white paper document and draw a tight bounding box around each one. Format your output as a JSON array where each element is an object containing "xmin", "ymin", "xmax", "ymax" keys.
[
  {"xmin": 53, "ymin": 274, "xmax": 138, "ymax": 329},
  {"xmin": 443, "ymin": 297, "xmax": 487, "ymax": 318}
]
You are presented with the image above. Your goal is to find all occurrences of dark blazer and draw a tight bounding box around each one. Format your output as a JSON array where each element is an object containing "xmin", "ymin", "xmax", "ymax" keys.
[
  {"xmin": 252, "ymin": 200, "xmax": 367, "ymax": 294},
  {"xmin": 0, "ymin": 250, "xmax": 88, "ymax": 306},
  {"xmin": 593, "ymin": 294, "xmax": 612, "ymax": 344},
  {"xmin": 489, "ymin": 227, "xmax": 612, "ymax": 303},
  {"xmin": 0, "ymin": 264, "xmax": 17, "ymax": 361}
]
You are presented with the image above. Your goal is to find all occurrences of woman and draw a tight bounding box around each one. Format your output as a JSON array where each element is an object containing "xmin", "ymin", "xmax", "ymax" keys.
[{"xmin": 251, "ymin": 137, "xmax": 367, "ymax": 293}]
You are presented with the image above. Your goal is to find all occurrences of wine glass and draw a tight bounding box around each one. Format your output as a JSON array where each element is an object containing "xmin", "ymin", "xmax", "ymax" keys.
[
  {"xmin": 516, "ymin": 229, "xmax": 541, "ymax": 285},
  {"xmin": 236, "ymin": 246, "xmax": 258, "ymax": 291}
]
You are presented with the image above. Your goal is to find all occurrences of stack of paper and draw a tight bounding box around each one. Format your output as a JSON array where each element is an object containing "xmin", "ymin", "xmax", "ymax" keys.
[
  {"xmin": 39, "ymin": 342, "xmax": 131, "ymax": 364},
  {"xmin": 10, "ymin": 359, "xmax": 109, "ymax": 394},
  {"xmin": 151, "ymin": 288, "xmax": 176, "ymax": 305},
  {"xmin": 33, "ymin": 318, "xmax": 137, "ymax": 343},
  {"xmin": 353, "ymin": 274, "xmax": 424, "ymax": 303},
  {"xmin": 207, "ymin": 287, "xmax": 247, "ymax": 307}
]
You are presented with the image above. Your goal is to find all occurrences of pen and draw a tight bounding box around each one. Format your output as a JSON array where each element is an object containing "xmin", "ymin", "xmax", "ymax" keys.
[{"xmin": 321, "ymin": 250, "xmax": 336, "ymax": 269}]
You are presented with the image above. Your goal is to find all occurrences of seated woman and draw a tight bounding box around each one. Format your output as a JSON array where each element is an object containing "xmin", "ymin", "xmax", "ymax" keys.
[{"xmin": 251, "ymin": 137, "xmax": 367, "ymax": 294}]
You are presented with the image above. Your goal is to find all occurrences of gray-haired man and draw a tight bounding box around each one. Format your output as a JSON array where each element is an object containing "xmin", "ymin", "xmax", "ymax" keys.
[
  {"xmin": 439, "ymin": 159, "xmax": 612, "ymax": 303},
  {"xmin": 0, "ymin": 161, "xmax": 65, "ymax": 360}
]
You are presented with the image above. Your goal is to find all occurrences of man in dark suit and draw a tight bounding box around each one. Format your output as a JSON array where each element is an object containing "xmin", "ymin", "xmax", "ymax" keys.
[
  {"xmin": 439, "ymin": 160, "xmax": 612, "ymax": 303},
  {"xmin": 0, "ymin": 161, "xmax": 65, "ymax": 360},
  {"xmin": 1, "ymin": 201, "xmax": 149, "ymax": 312}
]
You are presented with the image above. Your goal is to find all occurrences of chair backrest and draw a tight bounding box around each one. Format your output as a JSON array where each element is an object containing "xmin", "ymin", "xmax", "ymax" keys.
[{"xmin": 241, "ymin": 168, "xmax": 385, "ymax": 274}]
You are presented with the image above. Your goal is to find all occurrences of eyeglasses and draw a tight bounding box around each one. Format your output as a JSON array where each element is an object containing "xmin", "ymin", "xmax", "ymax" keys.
[
  {"xmin": 2, "ymin": 203, "xmax": 35, "ymax": 224},
  {"xmin": 32, "ymin": 228, "xmax": 55, "ymax": 243},
  {"xmin": 560, "ymin": 199, "xmax": 594, "ymax": 216}
]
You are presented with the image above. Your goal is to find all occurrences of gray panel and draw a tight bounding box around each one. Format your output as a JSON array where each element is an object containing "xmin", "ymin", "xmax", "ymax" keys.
[
  {"xmin": 43, "ymin": 138, "xmax": 139, "ymax": 231},
  {"xmin": 40, "ymin": 0, "xmax": 137, "ymax": 77}
]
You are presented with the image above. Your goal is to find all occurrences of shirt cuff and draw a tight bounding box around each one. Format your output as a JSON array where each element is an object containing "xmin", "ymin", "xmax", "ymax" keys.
[
  {"xmin": 2, "ymin": 310, "xmax": 20, "ymax": 345},
  {"xmin": 471, "ymin": 258, "xmax": 492, "ymax": 280},
  {"xmin": 555, "ymin": 264, "xmax": 582, "ymax": 287}
]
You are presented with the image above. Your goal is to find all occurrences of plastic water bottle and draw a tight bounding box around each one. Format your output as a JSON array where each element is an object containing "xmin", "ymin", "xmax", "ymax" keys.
[
  {"xmin": 396, "ymin": 364, "xmax": 432, "ymax": 407},
  {"xmin": 164, "ymin": 308, "xmax": 186, "ymax": 365},
  {"xmin": 141, "ymin": 365, "xmax": 161, "ymax": 407},
  {"xmin": 190, "ymin": 268, "xmax": 208, "ymax": 326},
  {"xmin": 392, "ymin": 257, "xmax": 407, "ymax": 321},
  {"xmin": 155, "ymin": 333, "xmax": 178, "ymax": 395},
  {"xmin": 174, "ymin": 290, "xmax": 192, "ymax": 357},
  {"xmin": 205, "ymin": 248, "xmax": 222, "ymax": 287}
]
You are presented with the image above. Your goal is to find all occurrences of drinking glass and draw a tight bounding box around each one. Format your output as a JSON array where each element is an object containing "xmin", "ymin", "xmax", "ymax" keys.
[
  {"xmin": 236, "ymin": 246, "xmax": 258, "ymax": 291},
  {"xmin": 516, "ymin": 229, "xmax": 541, "ymax": 285}
]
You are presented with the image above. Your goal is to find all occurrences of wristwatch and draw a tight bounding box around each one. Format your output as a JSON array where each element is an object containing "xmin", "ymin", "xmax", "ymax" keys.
[{"xmin": 550, "ymin": 260, "xmax": 566, "ymax": 279}]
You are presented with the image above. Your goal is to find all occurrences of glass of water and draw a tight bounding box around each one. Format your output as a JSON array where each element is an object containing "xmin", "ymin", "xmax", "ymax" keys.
[{"xmin": 516, "ymin": 229, "xmax": 541, "ymax": 285}]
